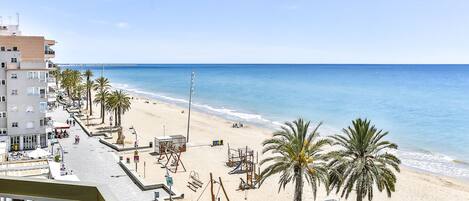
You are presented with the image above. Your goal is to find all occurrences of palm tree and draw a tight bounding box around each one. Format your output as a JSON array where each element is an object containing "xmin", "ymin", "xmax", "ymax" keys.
[
  {"xmin": 49, "ymin": 65, "xmax": 61, "ymax": 88},
  {"xmin": 83, "ymin": 69, "xmax": 94, "ymax": 114},
  {"xmin": 259, "ymin": 118, "xmax": 331, "ymax": 201},
  {"xmin": 85, "ymin": 80, "xmax": 94, "ymax": 115},
  {"xmin": 61, "ymin": 69, "xmax": 82, "ymax": 101},
  {"xmin": 73, "ymin": 84, "xmax": 86, "ymax": 109},
  {"xmin": 106, "ymin": 90, "xmax": 131, "ymax": 127},
  {"xmin": 327, "ymin": 118, "xmax": 401, "ymax": 201},
  {"xmin": 94, "ymin": 90, "xmax": 109, "ymax": 124},
  {"xmin": 93, "ymin": 77, "xmax": 111, "ymax": 123}
]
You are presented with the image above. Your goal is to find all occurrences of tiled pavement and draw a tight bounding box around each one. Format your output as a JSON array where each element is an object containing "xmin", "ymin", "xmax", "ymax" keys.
[{"xmin": 53, "ymin": 107, "xmax": 157, "ymax": 201}]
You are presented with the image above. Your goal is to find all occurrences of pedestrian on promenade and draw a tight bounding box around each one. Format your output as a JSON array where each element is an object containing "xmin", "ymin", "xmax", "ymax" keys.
[{"xmin": 73, "ymin": 120, "xmax": 76, "ymax": 127}]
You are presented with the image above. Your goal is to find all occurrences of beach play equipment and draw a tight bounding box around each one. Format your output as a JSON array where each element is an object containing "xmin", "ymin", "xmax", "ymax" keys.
[
  {"xmin": 187, "ymin": 171, "xmax": 204, "ymax": 192},
  {"xmin": 226, "ymin": 145, "xmax": 260, "ymax": 190},
  {"xmin": 194, "ymin": 172, "xmax": 230, "ymax": 201},
  {"xmin": 156, "ymin": 135, "xmax": 187, "ymax": 173}
]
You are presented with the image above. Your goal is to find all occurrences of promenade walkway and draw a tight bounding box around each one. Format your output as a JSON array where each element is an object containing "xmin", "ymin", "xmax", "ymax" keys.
[{"xmin": 52, "ymin": 107, "xmax": 157, "ymax": 201}]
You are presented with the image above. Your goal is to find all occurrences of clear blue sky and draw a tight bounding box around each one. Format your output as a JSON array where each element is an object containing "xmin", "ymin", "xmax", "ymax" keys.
[{"xmin": 1, "ymin": 0, "xmax": 469, "ymax": 64}]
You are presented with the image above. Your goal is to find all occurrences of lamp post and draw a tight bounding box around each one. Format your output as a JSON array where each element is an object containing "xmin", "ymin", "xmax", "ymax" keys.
[
  {"xmin": 186, "ymin": 72, "xmax": 195, "ymax": 142},
  {"xmin": 132, "ymin": 126, "xmax": 138, "ymax": 148}
]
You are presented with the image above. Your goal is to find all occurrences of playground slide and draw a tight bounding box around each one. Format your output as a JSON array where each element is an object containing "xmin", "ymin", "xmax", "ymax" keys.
[{"xmin": 228, "ymin": 161, "xmax": 243, "ymax": 174}]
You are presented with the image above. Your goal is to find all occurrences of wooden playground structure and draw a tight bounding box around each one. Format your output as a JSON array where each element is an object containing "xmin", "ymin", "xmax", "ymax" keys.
[
  {"xmin": 226, "ymin": 144, "xmax": 260, "ymax": 190},
  {"xmin": 193, "ymin": 172, "xmax": 230, "ymax": 201},
  {"xmin": 155, "ymin": 135, "xmax": 187, "ymax": 173}
]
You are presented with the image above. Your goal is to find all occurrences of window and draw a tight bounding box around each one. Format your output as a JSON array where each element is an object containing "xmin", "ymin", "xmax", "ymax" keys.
[
  {"xmin": 12, "ymin": 46, "xmax": 18, "ymax": 51},
  {"xmin": 39, "ymin": 102, "xmax": 47, "ymax": 112},
  {"xmin": 40, "ymin": 119, "xmax": 44, "ymax": 126},
  {"xmin": 11, "ymin": 74, "xmax": 17, "ymax": 79},
  {"xmin": 0, "ymin": 112, "xmax": 6, "ymax": 118},
  {"xmin": 39, "ymin": 72, "xmax": 46, "ymax": 81},
  {"xmin": 0, "ymin": 128, "xmax": 6, "ymax": 135},
  {"xmin": 12, "ymin": 122, "xmax": 18, "ymax": 127},
  {"xmin": 0, "ymin": 47, "xmax": 4, "ymax": 51},
  {"xmin": 40, "ymin": 134, "xmax": 46, "ymax": 147},
  {"xmin": 11, "ymin": 58, "xmax": 17, "ymax": 63},
  {"xmin": 11, "ymin": 90, "xmax": 18, "ymax": 95},
  {"xmin": 27, "ymin": 72, "xmax": 38, "ymax": 79},
  {"xmin": 10, "ymin": 136, "xmax": 19, "ymax": 150},
  {"xmin": 1, "ymin": 62, "xmax": 5, "ymax": 68},
  {"xmin": 1, "ymin": 96, "xmax": 5, "ymax": 102},
  {"xmin": 1, "ymin": 80, "xmax": 5, "ymax": 85},
  {"xmin": 27, "ymin": 87, "xmax": 34, "ymax": 95}
]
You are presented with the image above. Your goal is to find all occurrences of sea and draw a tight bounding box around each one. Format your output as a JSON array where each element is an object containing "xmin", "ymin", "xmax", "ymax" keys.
[{"xmin": 67, "ymin": 64, "xmax": 469, "ymax": 179}]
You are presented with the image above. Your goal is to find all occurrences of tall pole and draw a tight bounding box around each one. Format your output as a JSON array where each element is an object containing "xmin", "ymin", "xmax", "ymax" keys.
[
  {"xmin": 186, "ymin": 72, "xmax": 195, "ymax": 142},
  {"xmin": 210, "ymin": 172, "xmax": 215, "ymax": 201}
]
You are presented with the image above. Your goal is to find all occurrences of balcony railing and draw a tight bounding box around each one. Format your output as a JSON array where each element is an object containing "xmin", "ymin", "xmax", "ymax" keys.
[
  {"xmin": 0, "ymin": 176, "xmax": 116, "ymax": 201},
  {"xmin": 45, "ymin": 50, "xmax": 55, "ymax": 55}
]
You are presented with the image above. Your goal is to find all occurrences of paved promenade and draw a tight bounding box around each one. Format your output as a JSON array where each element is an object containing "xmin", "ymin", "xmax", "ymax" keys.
[{"xmin": 52, "ymin": 107, "xmax": 157, "ymax": 201}]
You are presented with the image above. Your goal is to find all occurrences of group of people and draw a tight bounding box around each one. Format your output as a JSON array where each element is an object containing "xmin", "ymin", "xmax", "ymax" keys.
[
  {"xmin": 55, "ymin": 129, "xmax": 69, "ymax": 139},
  {"xmin": 232, "ymin": 122, "xmax": 244, "ymax": 128},
  {"xmin": 66, "ymin": 119, "xmax": 76, "ymax": 127}
]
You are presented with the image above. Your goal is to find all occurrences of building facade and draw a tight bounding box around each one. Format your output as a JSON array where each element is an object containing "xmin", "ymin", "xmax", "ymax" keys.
[{"xmin": 0, "ymin": 23, "xmax": 55, "ymax": 151}]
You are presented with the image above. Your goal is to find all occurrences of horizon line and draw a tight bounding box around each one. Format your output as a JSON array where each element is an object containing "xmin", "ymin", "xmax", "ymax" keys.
[{"xmin": 58, "ymin": 63, "xmax": 469, "ymax": 66}]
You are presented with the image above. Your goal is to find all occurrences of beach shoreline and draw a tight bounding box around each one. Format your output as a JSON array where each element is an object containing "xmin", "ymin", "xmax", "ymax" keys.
[
  {"xmin": 95, "ymin": 85, "xmax": 469, "ymax": 201},
  {"xmin": 75, "ymin": 83, "xmax": 469, "ymax": 200},
  {"xmin": 116, "ymin": 85, "xmax": 469, "ymax": 182}
]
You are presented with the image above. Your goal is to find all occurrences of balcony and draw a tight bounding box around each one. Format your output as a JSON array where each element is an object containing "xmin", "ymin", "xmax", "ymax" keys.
[
  {"xmin": 0, "ymin": 176, "xmax": 116, "ymax": 201},
  {"xmin": 45, "ymin": 50, "xmax": 55, "ymax": 55},
  {"xmin": 5, "ymin": 62, "xmax": 19, "ymax": 70}
]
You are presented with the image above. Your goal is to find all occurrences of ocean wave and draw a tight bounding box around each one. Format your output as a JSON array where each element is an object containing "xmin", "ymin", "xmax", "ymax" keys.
[
  {"xmin": 389, "ymin": 149, "xmax": 469, "ymax": 178},
  {"xmin": 111, "ymin": 82, "xmax": 277, "ymax": 127}
]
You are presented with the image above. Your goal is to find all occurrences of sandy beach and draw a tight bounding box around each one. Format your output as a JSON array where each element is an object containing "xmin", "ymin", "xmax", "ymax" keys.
[{"xmin": 77, "ymin": 91, "xmax": 469, "ymax": 201}]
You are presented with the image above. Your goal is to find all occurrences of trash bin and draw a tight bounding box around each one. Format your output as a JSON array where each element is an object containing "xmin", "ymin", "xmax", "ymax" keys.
[
  {"xmin": 126, "ymin": 157, "xmax": 130, "ymax": 163},
  {"xmin": 119, "ymin": 156, "xmax": 123, "ymax": 161}
]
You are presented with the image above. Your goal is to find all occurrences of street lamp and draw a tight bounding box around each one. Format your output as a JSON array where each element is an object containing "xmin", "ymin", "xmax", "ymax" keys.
[{"xmin": 186, "ymin": 72, "xmax": 195, "ymax": 142}]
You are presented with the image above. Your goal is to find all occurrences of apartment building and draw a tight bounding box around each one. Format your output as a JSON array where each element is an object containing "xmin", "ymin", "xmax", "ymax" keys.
[{"xmin": 0, "ymin": 23, "xmax": 56, "ymax": 151}]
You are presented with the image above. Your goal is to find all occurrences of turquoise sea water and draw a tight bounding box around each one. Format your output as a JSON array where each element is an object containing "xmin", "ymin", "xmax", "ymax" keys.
[{"xmin": 69, "ymin": 64, "xmax": 469, "ymax": 178}]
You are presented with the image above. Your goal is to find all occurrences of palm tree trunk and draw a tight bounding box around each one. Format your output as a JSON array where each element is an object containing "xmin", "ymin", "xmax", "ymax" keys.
[
  {"xmin": 114, "ymin": 109, "xmax": 118, "ymax": 126},
  {"xmin": 89, "ymin": 89, "xmax": 93, "ymax": 115},
  {"xmin": 118, "ymin": 107, "xmax": 122, "ymax": 126},
  {"xmin": 101, "ymin": 103, "xmax": 105, "ymax": 124},
  {"xmin": 293, "ymin": 166, "xmax": 303, "ymax": 201},
  {"xmin": 357, "ymin": 189, "xmax": 363, "ymax": 201}
]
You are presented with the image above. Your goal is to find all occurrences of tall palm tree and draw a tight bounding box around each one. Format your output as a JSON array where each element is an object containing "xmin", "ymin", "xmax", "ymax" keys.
[
  {"xmin": 94, "ymin": 90, "xmax": 109, "ymax": 124},
  {"xmin": 83, "ymin": 69, "xmax": 94, "ymax": 114},
  {"xmin": 73, "ymin": 84, "xmax": 86, "ymax": 109},
  {"xmin": 61, "ymin": 69, "xmax": 82, "ymax": 100},
  {"xmin": 327, "ymin": 118, "xmax": 401, "ymax": 201},
  {"xmin": 259, "ymin": 118, "xmax": 331, "ymax": 201},
  {"xmin": 49, "ymin": 65, "xmax": 61, "ymax": 88},
  {"xmin": 106, "ymin": 90, "xmax": 131, "ymax": 127},
  {"xmin": 85, "ymin": 80, "xmax": 94, "ymax": 115},
  {"xmin": 93, "ymin": 77, "xmax": 111, "ymax": 123}
]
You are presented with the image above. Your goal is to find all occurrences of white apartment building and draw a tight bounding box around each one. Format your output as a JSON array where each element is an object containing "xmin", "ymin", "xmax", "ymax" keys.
[{"xmin": 0, "ymin": 23, "xmax": 56, "ymax": 151}]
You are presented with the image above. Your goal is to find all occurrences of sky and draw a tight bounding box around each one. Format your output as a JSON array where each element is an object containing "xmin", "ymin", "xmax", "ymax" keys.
[{"xmin": 1, "ymin": 0, "xmax": 469, "ymax": 64}]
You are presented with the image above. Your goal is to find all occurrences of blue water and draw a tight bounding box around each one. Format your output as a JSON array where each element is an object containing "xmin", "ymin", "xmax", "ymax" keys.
[{"xmin": 68, "ymin": 64, "xmax": 469, "ymax": 178}]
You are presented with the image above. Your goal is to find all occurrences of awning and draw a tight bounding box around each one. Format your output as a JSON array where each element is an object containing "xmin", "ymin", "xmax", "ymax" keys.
[{"xmin": 53, "ymin": 122, "xmax": 70, "ymax": 129}]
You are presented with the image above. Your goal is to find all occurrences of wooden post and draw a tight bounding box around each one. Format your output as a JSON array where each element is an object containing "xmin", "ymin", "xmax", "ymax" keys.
[
  {"xmin": 210, "ymin": 173, "xmax": 215, "ymax": 201},
  {"xmin": 219, "ymin": 177, "xmax": 230, "ymax": 201}
]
